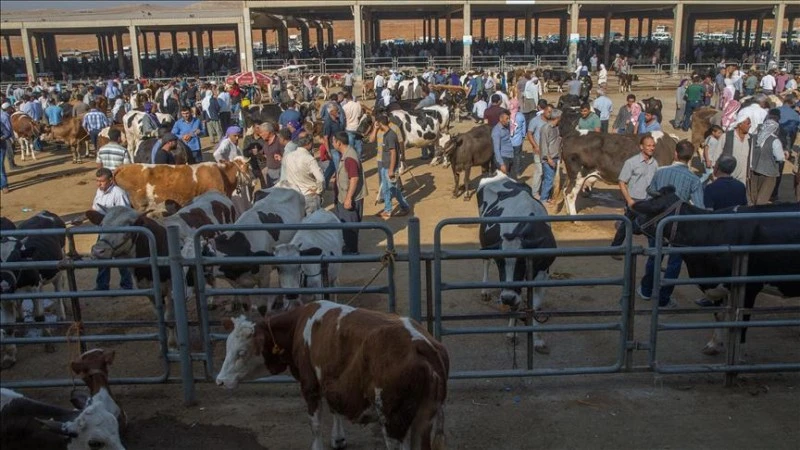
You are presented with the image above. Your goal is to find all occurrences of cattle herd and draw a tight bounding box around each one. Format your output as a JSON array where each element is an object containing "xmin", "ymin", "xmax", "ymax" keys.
[{"xmin": 1, "ymin": 62, "xmax": 800, "ymax": 449}]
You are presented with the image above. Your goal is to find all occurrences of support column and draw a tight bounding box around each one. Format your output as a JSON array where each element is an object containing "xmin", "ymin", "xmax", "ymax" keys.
[
  {"xmin": 299, "ymin": 21, "xmax": 310, "ymax": 51},
  {"xmin": 142, "ymin": 31, "xmax": 149, "ymax": 59},
  {"xmin": 446, "ymin": 11, "xmax": 452, "ymax": 56},
  {"xmin": 637, "ymin": 17, "xmax": 643, "ymax": 42},
  {"xmin": 560, "ymin": 15, "xmax": 568, "ymax": 49},
  {"xmin": 788, "ymin": 16, "xmax": 795, "ymax": 48},
  {"xmin": 648, "ymin": 18, "xmax": 653, "ymax": 40},
  {"xmin": 208, "ymin": 30, "xmax": 214, "ymax": 57},
  {"xmin": 4, "ymin": 35, "xmax": 12, "ymax": 58},
  {"xmin": 107, "ymin": 34, "xmax": 114, "ymax": 62},
  {"xmin": 115, "ymin": 32, "xmax": 124, "ymax": 74},
  {"xmin": 535, "ymin": 17, "xmax": 539, "ymax": 44},
  {"xmin": 35, "ymin": 34, "xmax": 46, "ymax": 74},
  {"xmin": 353, "ymin": 4, "xmax": 363, "ymax": 79},
  {"xmin": 327, "ymin": 25, "xmax": 334, "ymax": 47},
  {"xmin": 463, "ymin": 2, "xmax": 472, "ymax": 69},
  {"xmin": 423, "ymin": 18, "xmax": 427, "ymax": 43},
  {"xmin": 21, "ymin": 28, "xmax": 35, "ymax": 82},
  {"xmin": 154, "ymin": 32, "xmax": 161, "ymax": 59},
  {"xmin": 435, "ymin": 16, "xmax": 440, "ymax": 43},
  {"xmin": 671, "ymin": 2, "xmax": 684, "ymax": 73},
  {"xmin": 97, "ymin": 34, "xmax": 104, "ymax": 62},
  {"xmin": 603, "ymin": 11, "xmax": 612, "ymax": 65},
  {"xmin": 481, "ymin": 18, "xmax": 486, "ymax": 40},
  {"xmin": 261, "ymin": 29, "xmax": 267, "ymax": 56},
  {"xmin": 240, "ymin": 6, "xmax": 253, "ymax": 72},
  {"xmin": 524, "ymin": 9, "xmax": 532, "ymax": 55},
  {"xmin": 772, "ymin": 2, "xmax": 786, "ymax": 61},
  {"xmin": 755, "ymin": 13, "xmax": 764, "ymax": 49},
  {"xmin": 171, "ymin": 31, "xmax": 178, "ymax": 56},
  {"xmin": 624, "ymin": 18, "xmax": 630, "ymax": 42},
  {"xmin": 196, "ymin": 29, "xmax": 205, "ymax": 76},
  {"xmin": 374, "ymin": 19, "xmax": 381, "ymax": 44},
  {"xmin": 46, "ymin": 35, "xmax": 58, "ymax": 74},
  {"xmin": 586, "ymin": 17, "xmax": 592, "ymax": 40},
  {"xmin": 745, "ymin": 18, "xmax": 752, "ymax": 47},
  {"xmin": 129, "ymin": 25, "xmax": 141, "ymax": 79},
  {"xmin": 426, "ymin": 18, "xmax": 431, "ymax": 43},
  {"xmin": 316, "ymin": 24, "xmax": 324, "ymax": 52},
  {"xmin": 514, "ymin": 19, "xmax": 519, "ymax": 41},
  {"xmin": 498, "ymin": 16, "xmax": 504, "ymax": 43},
  {"xmin": 569, "ymin": 3, "xmax": 579, "ymax": 71},
  {"xmin": 188, "ymin": 31, "xmax": 194, "ymax": 57}
]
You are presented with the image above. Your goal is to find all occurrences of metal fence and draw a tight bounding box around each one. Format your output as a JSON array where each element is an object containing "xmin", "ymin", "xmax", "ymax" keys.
[{"xmin": 254, "ymin": 58, "xmax": 287, "ymax": 72}]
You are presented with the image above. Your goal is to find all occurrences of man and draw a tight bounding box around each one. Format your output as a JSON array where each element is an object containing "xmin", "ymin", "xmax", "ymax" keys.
[
  {"xmin": 282, "ymin": 133, "xmax": 324, "ymax": 215},
  {"xmin": 44, "ymin": 98, "xmax": 63, "ymax": 126},
  {"xmin": 172, "ymin": 107, "xmax": 203, "ymax": 162},
  {"xmin": 343, "ymin": 69, "xmax": 354, "ymax": 96},
  {"xmin": 681, "ymin": 76, "xmax": 705, "ymax": 131},
  {"xmin": 82, "ymin": 101, "xmax": 110, "ymax": 153},
  {"xmin": 704, "ymin": 155, "xmax": 747, "ymax": 210},
  {"xmin": 153, "ymin": 133, "xmax": 179, "ymax": 165},
  {"xmin": 640, "ymin": 108, "xmax": 662, "ymax": 134},
  {"xmin": 201, "ymin": 89, "xmax": 222, "ymax": 145},
  {"xmin": 610, "ymin": 135, "xmax": 659, "ymax": 253},
  {"xmin": 217, "ymin": 87, "xmax": 232, "ymax": 130},
  {"xmin": 323, "ymin": 104, "xmax": 345, "ymax": 186},
  {"xmin": 578, "ymin": 103, "xmax": 601, "ymax": 132},
  {"xmin": 375, "ymin": 114, "xmax": 410, "ymax": 219},
  {"xmin": 738, "ymin": 94, "xmax": 768, "ymax": 134},
  {"xmin": 373, "ymin": 71, "xmax": 386, "ymax": 99},
  {"xmin": 717, "ymin": 113, "xmax": 752, "ymax": 184},
  {"xmin": 748, "ymin": 113, "xmax": 786, "ymax": 205},
  {"xmin": 271, "ymin": 73, "xmax": 284, "ymax": 104},
  {"xmin": 510, "ymin": 106, "xmax": 527, "ymax": 179},
  {"xmin": 72, "ymin": 93, "xmax": 90, "ymax": 116},
  {"xmin": 415, "ymin": 85, "xmax": 437, "ymax": 110},
  {"xmin": 279, "ymin": 100, "xmax": 302, "ymax": 129},
  {"xmin": 257, "ymin": 122, "xmax": 284, "ymax": 188},
  {"xmin": 21, "ymin": 94, "xmax": 44, "ymax": 151},
  {"xmin": 0, "ymin": 105, "xmax": 13, "ymax": 193},
  {"xmin": 638, "ymin": 140, "xmax": 704, "ymax": 309},
  {"xmin": 760, "ymin": 69, "xmax": 777, "ymax": 95},
  {"xmin": 592, "ymin": 89, "xmax": 613, "ymax": 133},
  {"xmin": 484, "ymin": 94, "xmax": 504, "ymax": 128},
  {"xmin": 332, "ymin": 131, "xmax": 366, "ymax": 255},
  {"xmin": 164, "ymin": 90, "xmax": 181, "ymax": 119},
  {"xmin": 91, "ymin": 168, "xmax": 133, "ymax": 291},
  {"xmin": 539, "ymin": 108, "xmax": 563, "ymax": 204},
  {"xmin": 341, "ymin": 92, "xmax": 363, "ymax": 160},
  {"xmin": 744, "ymin": 70, "xmax": 759, "ymax": 96},
  {"xmin": 95, "ymin": 128, "xmax": 131, "ymax": 171},
  {"xmin": 567, "ymin": 74, "xmax": 582, "ymax": 97},
  {"xmin": 491, "ymin": 110, "xmax": 515, "ymax": 177},
  {"xmin": 775, "ymin": 68, "xmax": 789, "ymax": 94},
  {"xmin": 526, "ymin": 100, "xmax": 551, "ymax": 197},
  {"xmin": 614, "ymin": 94, "xmax": 638, "ymax": 134},
  {"xmin": 471, "ymin": 94, "xmax": 489, "ymax": 123}
]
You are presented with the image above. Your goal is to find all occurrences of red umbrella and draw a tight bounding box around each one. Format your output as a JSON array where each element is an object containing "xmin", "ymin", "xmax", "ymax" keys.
[{"xmin": 226, "ymin": 71, "xmax": 271, "ymax": 86}]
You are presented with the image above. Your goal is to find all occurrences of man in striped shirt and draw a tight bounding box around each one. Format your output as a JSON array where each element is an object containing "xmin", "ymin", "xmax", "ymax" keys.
[
  {"xmin": 638, "ymin": 140, "xmax": 704, "ymax": 309},
  {"xmin": 96, "ymin": 128, "xmax": 131, "ymax": 170},
  {"xmin": 82, "ymin": 101, "xmax": 110, "ymax": 153}
]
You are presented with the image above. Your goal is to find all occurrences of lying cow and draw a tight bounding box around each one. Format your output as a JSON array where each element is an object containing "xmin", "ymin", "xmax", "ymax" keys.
[
  {"xmin": 478, "ymin": 172, "xmax": 557, "ymax": 353},
  {"xmin": 113, "ymin": 157, "xmax": 255, "ymax": 214},
  {"xmin": 273, "ymin": 209, "xmax": 343, "ymax": 304},
  {"xmin": 69, "ymin": 349, "xmax": 126, "ymax": 432},
  {"xmin": 215, "ymin": 302, "xmax": 449, "ymax": 449},
  {"xmin": 0, "ymin": 211, "xmax": 67, "ymax": 369},
  {"xmin": 0, "ymin": 388, "xmax": 125, "ymax": 450},
  {"xmin": 435, "ymin": 125, "xmax": 495, "ymax": 200}
]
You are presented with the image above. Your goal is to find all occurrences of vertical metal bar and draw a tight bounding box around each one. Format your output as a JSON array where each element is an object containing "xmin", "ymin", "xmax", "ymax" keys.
[
  {"xmin": 407, "ymin": 217, "xmax": 422, "ymax": 322},
  {"xmin": 65, "ymin": 230, "xmax": 86, "ymax": 353},
  {"xmin": 621, "ymin": 218, "xmax": 635, "ymax": 371},
  {"xmin": 648, "ymin": 221, "xmax": 666, "ymax": 369},
  {"xmin": 525, "ymin": 259, "xmax": 534, "ymax": 371},
  {"xmin": 425, "ymin": 260, "xmax": 433, "ymax": 334},
  {"xmin": 725, "ymin": 254, "xmax": 749, "ymax": 387},
  {"xmin": 167, "ymin": 226, "xmax": 195, "ymax": 406},
  {"xmin": 192, "ymin": 231, "xmax": 214, "ymax": 378},
  {"xmin": 433, "ymin": 225, "xmax": 443, "ymax": 340}
]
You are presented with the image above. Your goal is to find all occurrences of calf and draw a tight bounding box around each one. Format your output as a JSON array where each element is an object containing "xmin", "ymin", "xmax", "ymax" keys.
[
  {"xmin": 478, "ymin": 172, "xmax": 557, "ymax": 353},
  {"xmin": 1, "ymin": 211, "xmax": 67, "ymax": 369},
  {"xmin": 0, "ymin": 388, "xmax": 125, "ymax": 450},
  {"xmin": 69, "ymin": 349, "xmax": 126, "ymax": 432},
  {"xmin": 273, "ymin": 209, "xmax": 343, "ymax": 303},
  {"xmin": 216, "ymin": 302, "xmax": 449, "ymax": 450},
  {"xmin": 40, "ymin": 117, "xmax": 90, "ymax": 164},
  {"xmin": 10, "ymin": 112, "xmax": 40, "ymax": 161},
  {"xmin": 435, "ymin": 125, "xmax": 495, "ymax": 200}
]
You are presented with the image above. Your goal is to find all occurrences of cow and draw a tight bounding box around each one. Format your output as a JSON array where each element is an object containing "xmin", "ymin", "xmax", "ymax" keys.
[
  {"xmin": 540, "ymin": 69, "xmax": 571, "ymax": 93},
  {"xmin": 632, "ymin": 189, "xmax": 800, "ymax": 356},
  {"xmin": 112, "ymin": 157, "xmax": 256, "ymax": 213},
  {"xmin": 689, "ymin": 106, "xmax": 722, "ymax": 149},
  {"xmin": 215, "ymin": 302, "xmax": 449, "ymax": 450},
  {"xmin": 69, "ymin": 349, "xmax": 126, "ymax": 432},
  {"xmin": 357, "ymin": 108, "xmax": 442, "ymax": 161},
  {"xmin": 641, "ymin": 97, "xmax": 664, "ymax": 124},
  {"xmin": 557, "ymin": 94, "xmax": 581, "ymax": 109},
  {"xmin": 95, "ymin": 124, "xmax": 126, "ymax": 150},
  {"xmin": 10, "ymin": 112, "xmax": 40, "ymax": 161},
  {"xmin": 211, "ymin": 187, "xmax": 306, "ymax": 315},
  {"xmin": 308, "ymin": 75, "xmax": 332, "ymax": 100},
  {"xmin": 434, "ymin": 125, "xmax": 495, "ymax": 200},
  {"xmin": 121, "ymin": 111, "xmax": 175, "ymax": 160},
  {"xmin": 477, "ymin": 172, "xmax": 557, "ymax": 353},
  {"xmin": 132, "ymin": 137, "xmax": 196, "ymax": 165},
  {"xmin": 0, "ymin": 388, "xmax": 125, "ymax": 450},
  {"xmin": 0, "ymin": 211, "xmax": 67, "ymax": 369},
  {"xmin": 273, "ymin": 209, "xmax": 344, "ymax": 304},
  {"xmin": 619, "ymin": 73, "xmax": 636, "ymax": 92},
  {"xmin": 86, "ymin": 206, "xmax": 177, "ymax": 349},
  {"xmin": 40, "ymin": 116, "xmax": 90, "ymax": 164}
]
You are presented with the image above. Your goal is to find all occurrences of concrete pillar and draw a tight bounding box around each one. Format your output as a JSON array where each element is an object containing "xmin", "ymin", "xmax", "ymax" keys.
[
  {"xmin": 4, "ymin": 35, "xmax": 12, "ymax": 58},
  {"xmin": 524, "ymin": 10, "xmax": 532, "ymax": 55},
  {"xmin": 671, "ymin": 2, "xmax": 684, "ymax": 73},
  {"xmin": 129, "ymin": 25, "xmax": 141, "ymax": 79},
  {"xmin": 261, "ymin": 28, "xmax": 268, "ymax": 56},
  {"xmin": 277, "ymin": 22, "xmax": 289, "ymax": 56},
  {"xmin": 171, "ymin": 31, "xmax": 178, "ymax": 56},
  {"xmin": 115, "ymin": 32, "xmax": 124, "ymax": 74},
  {"xmin": 535, "ymin": 17, "xmax": 539, "ymax": 44},
  {"xmin": 773, "ymin": 3, "xmax": 785, "ymax": 61},
  {"xmin": 35, "ymin": 34, "xmax": 46, "ymax": 74},
  {"xmin": 560, "ymin": 15, "xmax": 568, "ymax": 49},
  {"xmin": 569, "ymin": 3, "xmax": 579, "ymax": 71},
  {"xmin": 788, "ymin": 17, "xmax": 795, "ymax": 47},
  {"xmin": 299, "ymin": 22, "xmax": 310, "ymax": 51},
  {"xmin": 316, "ymin": 24, "xmax": 324, "ymax": 52},
  {"xmin": 240, "ymin": 6, "xmax": 254, "ymax": 72},
  {"xmin": 353, "ymin": 4, "xmax": 363, "ymax": 79},
  {"xmin": 624, "ymin": 18, "xmax": 630, "ymax": 42},
  {"xmin": 423, "ymin": 18, "xmax": 427, "ymax": 43},
  {"xmin": 97, "ymin": 35, "xmax": 104, "ymax": 61},
  {"xmin": 463, "ymin": 2, "xmax": 472, "ymax": 69},
  {"xmin": 188, "ymin": 31, "xmax": 194, "ymax": 57},
  {"xmin": 481, "ymin": 18, "xmax": 486, "ymax": 40},
  {"xmin": 196, "ymin": 29, "xmax": 205, "ymax": 76},
  {"xmin": 603, "ymin": 11, "xmax": 612, "ymax": 65},
  {"xmin": 648, "ymin": 18, "xmax": 653, "ymax": 40},
  {"xmin": 142, "ymin": 31, "xmax": 149, "ymax": 59},
  {"xmin": 755, "ymin": 13, "xmax": 764, "ymax": 49},
  {"xmin": 21, "ymin": 28, "xmax": 36, "ymax": 82},
  {"xmin": 586, "ymin": 17, "xmax": 592, "ymax": 40},
  {"xmin": 435, "ymin": 16, "xmax": 440, "ymax": 43},
  {"xmin": 327, "ymin": 25, "xmax": 334, "ymax": 47},
  {"xmin": 498, "ymin": 16, "xmax": 504, "ymax": 43},
  {"xmin": 374, "ymin": 20, "xmax": 381, "ymax": 44},
  {"xmin": 46, "ymin": 35, "xmax": 58, "ymax": 74},
  {"xmin": 686, "ymin": 16, "xmax": 696, "ymax": 62},
  {"xmin": 107, "ymin": 34, "xmax": 114, "ymax": 62},
  {"xmin": 207, "ymin": 30, "xmax": 213, "ymax": 57},
  {"xmin": 637, "ymin": 18, "xmax": 643, "ymax": 42},
  {"xmin": 154, "ymin": 32, "xmax": 161, "ymax": 59},
  {"xmin": 446, "ymin": 11, "xmax": 452, "ymax": 56},
  {"xmin": 514, "ymin": 19, "xmax": 519, "ymax": 41},
  {"xmin": 745, "ymin": 19, "xmax": 752, "ymax": 47}
]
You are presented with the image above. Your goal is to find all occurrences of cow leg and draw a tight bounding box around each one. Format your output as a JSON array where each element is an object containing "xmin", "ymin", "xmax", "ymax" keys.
[
  {"xmin": 303, "ymin": 389, "xmax": 324, "ymax": 450},
  {"xmin": 462, "ymin": 166, "xmax": 472, "ymax": 201},
  {"xmin": 451, "ymin": 167, "xmax": 461, "ymax": 198},
  {"xmin": 481, "ymin": 259, "xmax": 492, "ymax": 302},
  {"xmin": 0, "ymin": 301, "xmax": 18, "ymax": 369},
  {"xmin": 51, "ymin": 273, "xmax": 67, "ymax": 321},
  {"xmin": 164, "ymin": 292, "xmax": 177, "ymax": 351},
  {"xmin": 30, "ymin": 293, "xmax": 57, "ymax": 354},
  {"xmin": 330, "ymin": 414, "xmax": 347, "ymax": 449},
  {"xmin": 703, "ymin": 311, "xmax": 725, "ymax": 356}
]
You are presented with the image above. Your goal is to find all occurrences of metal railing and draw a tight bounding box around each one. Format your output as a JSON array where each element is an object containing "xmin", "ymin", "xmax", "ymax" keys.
[
  {"xmin": 254, "ymin": 58, "xmax": 287, "ymax": 71},
  {"xmin": 538, "ymin": 55, "xmax": 569, "ymax": 68}
]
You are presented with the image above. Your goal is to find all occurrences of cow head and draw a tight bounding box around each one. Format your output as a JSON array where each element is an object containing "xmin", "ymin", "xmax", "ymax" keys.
[
  {"xmin": 273, "ymin": 243, "xmax": 325, "ymax": 302},
  {"xmin": 230, "ymin": 156, "xmax": 257, "ymax": 192},
  {"xmin": 0, "ymin": 236, "xmax": 23, "ymax": 294},
  {"xmin": 630, "ymin": 187, "xmax": 682, "ymax": 240},
  {"xmin": 45, "ymin": 402, "xmax": 125, "ymax": 450},
  {"xmin": 356, "ymin": 114, "xmax": 374, "ymax": 137},
  {"xmin": 86, "ymin": 207, "xmax": 142, "ymax": 259},
  {"xmin": 215, "ymin": 315, "xmax": 267, "ymax": 389},
  {"xmin": 211, "ymin": 231, "xmax": 268, "ymax": 288},
  {"xmin": 70, "ymin": 349, "xmax": 115, "ymax": 392}
]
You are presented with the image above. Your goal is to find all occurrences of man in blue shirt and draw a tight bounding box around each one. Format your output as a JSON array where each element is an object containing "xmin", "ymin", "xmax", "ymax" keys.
[
  {"xmin": 703, "ymin": 155, "xmax": 747, "ymax": 210},
  {"xmin": 279, "ymin": 101, "xmax": 302, "ymax": 129},
  {"xmin": 591, "ymin": 89, "xmax": 613, "ymax": 133},
  {"xmin": 491, "ymin": 110, "xmax": 514, "ymax": 176},
  {"xmin": 639, "ymin": 140, "xmax": 704, "ymax": 308},
  {"xmin": 510, "ymin": 109, "xmax": 527, "ymax": 179},
  {"xmin": 639, "ymin": 108, "xmax": 662, "ymax": 134},
  {"xmin": 45, "ymin": 100, "xmax": 63, "ymax": 126},
  {"xmin": 172, "ymin": 107, "xmax": 203, "ymax": 162}
]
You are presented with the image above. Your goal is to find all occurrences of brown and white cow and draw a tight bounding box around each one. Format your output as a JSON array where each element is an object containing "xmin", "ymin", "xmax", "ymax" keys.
[
  {"xmin": 113, "ymin": 157, "xmax": 256, "ymax": 213},
  {"xmin": 216, "ymin": 302, "xmax": 449, "ymax": 450},
  {"xmin": 10, "ymin": 112, "xmax": 40, "ymax": 161},
  {"xmin": 40, "ymin": 116, "xmax": 90, "ymax": 164},
  {"xmin": 70, "ymin": 348, "xmax": 126, "ymax": 432}
]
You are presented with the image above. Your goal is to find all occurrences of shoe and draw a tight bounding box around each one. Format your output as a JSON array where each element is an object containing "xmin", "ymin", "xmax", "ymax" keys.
[
  {"xmin": 694, "ymin": 297, "xmax": 722, "ymax": 307},
  {"xmin": 636, "ymin": 286, "xmax": 651, "ymax": 301},
  {"xmin": 659, "ymin": 299, "xmax": 679, "ymax": 309},
  {"xmin": 1, "ymin": 188, "xmax": 8, "ymax": 194},
  {"xmin": 377, "ymin": 211, "xmax": 392, "ymax": 219},
  {"xmin": 395, "ymin": 208, "xmax": 410, "ymax": 217}
]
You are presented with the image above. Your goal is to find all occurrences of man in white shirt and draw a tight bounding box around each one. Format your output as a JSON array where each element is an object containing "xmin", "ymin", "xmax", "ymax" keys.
[
  {"xmin": 341, "ymin": 92, "xmax": 363, "ymax": 159},
  {"xmin": 91, "ymin": 168, "xmax": 133, "ymax": 291},
  {"xmin": 472, "ymin": 94, "xmax": 489, "ymax": 123},
  {"xmin": 281, "ymin": 134, "xmax": 324, "ymax": 214},
  {"xmin": 373, "ymin": 72, "xmax": 385, "ymax": 99},
  {"xmin": 738, "ymin": 95, "xmax": 769, "ymax": 135},
  {"xmin": 760, "ymin": 69, "xmax": 777, "ymax": 94}
]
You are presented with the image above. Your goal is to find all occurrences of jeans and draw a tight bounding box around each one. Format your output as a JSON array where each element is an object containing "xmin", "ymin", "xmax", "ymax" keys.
[
  {"xmin": 600, "ymin": 120, "xmax": 609, "ymax": 134},
  {"xmin": 323, "ymin": 149, "xmax": 341, "ymax": 191},
  {"xmin": 347, "ymin": 131, "xmax": 363, "ymax": 160},
  {"xmin": 335, "ymin": 199, "xmax": 363, "ymax": 254},
  {"xmin": 380, "ymin": 167, "xmax": 410, "ymax": 213},
  {"xmin": 744, "ymin": 88, "xmax": 755, "ymax": 96},
  {"xmin": 0, "ymin": 143, "xmax": 8, "ymax": 189},
  {"xmin": 4, "ymin": 140, "xmax": 15, "ymax": 168},
  {"xmin": 640, "ymin": 236, "xmax": 682, "ymax": 305},
  {"xmin": 682, "ymin": 100, "xmax": 701, "ymax": 130},
  {"xmin": 529, "ymin": 153, "xmax": 543, "ymax": 197},
  {"xmin": 272, "ymin": 90, "xmax": 282, "ymax": 103},
  {"xmin": 700, "ymin": 166, "xmax": 713, "ymax": 184},
  {"xmin": 89, "ymin": 129, "xmax": 101, "ymax": 151},
  {"xmin": 540, "ymin": 157, "xmax": 558, "ymax": 201},
  {"xmin": 192, "ymin": 151, "xmax": 203, "ymax": 163},
  {"xmin": 96, "ymin": 267, "xmax": 133, "ymax": 290},
  {"xmin": 512, "ymin": 146, "xmax": 523, "ymax": 179}
]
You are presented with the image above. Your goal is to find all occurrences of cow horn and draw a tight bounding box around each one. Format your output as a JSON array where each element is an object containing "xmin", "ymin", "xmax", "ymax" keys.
[{"xmin": 36, "ymin": 418, "xmax": 77, "ymax": 438}]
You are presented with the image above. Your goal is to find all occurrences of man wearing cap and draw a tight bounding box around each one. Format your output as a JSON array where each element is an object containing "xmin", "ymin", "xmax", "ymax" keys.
[
  {"xmin": 153, "ymin": 133, "xmax": 179, "ymax": 165},
  {"xmin": 279, "ymin": 101, "xmax": 302, "ymax": 129},
  {"xmin": 172, "ymin": 107, "xmax": 203, "ymax": 162},
  {"xmin": 213, "ymin": 126, "xmax": 243, "ymax": 162}
]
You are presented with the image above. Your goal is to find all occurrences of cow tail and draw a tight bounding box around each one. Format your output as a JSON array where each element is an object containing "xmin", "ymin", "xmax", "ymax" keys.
[{"xmin": 431, "ymin": 400, "xmax": 446, "ymax": 450}]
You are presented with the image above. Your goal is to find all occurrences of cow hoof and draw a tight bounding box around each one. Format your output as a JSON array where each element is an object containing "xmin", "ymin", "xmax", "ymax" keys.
[
  {"xmin": 481, "ymin": 292, "xmax": 492, "ymax": 302},
  {"xmin": 44, "ymin": 343, "xmax": 57, "ymax": 353},
  {"xmin": 534, "ymin": 343, "xmax": 550, "ymax": 355},
  {"xmin": 332, "ymin": 438, "xmax": 347, "ymax": 449},
  {"xmin": 702, "ymin": 343, "xmax": 722, "ymax": 356},
  {"xmin": 463, "ymin": 195, "xmax": 471, "ymax": 202}
]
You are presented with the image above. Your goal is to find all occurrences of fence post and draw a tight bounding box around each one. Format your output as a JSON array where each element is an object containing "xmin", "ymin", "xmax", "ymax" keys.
[
  {"xmin": 167, "ymin": 225, "xmax": 196, "ymax": 406},
  {"xmin": 407, "ymin": 217, "xmax": 422, "ymax": 322},
  {"xmin": 724, "ymin": 253, "xmax": 749, "ymax": 387}
]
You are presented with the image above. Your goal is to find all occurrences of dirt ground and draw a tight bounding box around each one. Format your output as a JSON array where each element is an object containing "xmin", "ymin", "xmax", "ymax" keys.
[{"xmin": 1, "ymin": 84, "xmax": 798, "ymax": 450}]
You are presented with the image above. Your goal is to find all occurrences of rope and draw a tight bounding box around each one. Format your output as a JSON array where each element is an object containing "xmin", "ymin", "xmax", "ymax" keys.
[
  {"xmin": 65, "ymin": 321, "xmax": 84, "ymax": 387},
  {"xmin": 345, "ymin": 249, "xmax": 396, "ymax": 306}
]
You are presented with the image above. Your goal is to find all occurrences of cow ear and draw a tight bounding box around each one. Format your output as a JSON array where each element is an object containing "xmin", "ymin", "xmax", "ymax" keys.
[
  {"xmin": 103, "ymin": 349, "xmax": 116, "ymax": 366},
  {"xmin": 85, "ymin": 210, "xmax": 104, "ymax": 225},
  {"xmin": 70, "ymin": 360, "xmax": 86, "ymax": 376}
]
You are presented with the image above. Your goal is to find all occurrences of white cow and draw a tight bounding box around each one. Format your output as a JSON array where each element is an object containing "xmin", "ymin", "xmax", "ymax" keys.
[{"xmin": 121, "ymin": 110, "xmax": 174, "ymax": 159}]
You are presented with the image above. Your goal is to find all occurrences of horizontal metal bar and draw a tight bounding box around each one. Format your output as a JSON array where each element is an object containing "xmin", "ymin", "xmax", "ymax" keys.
[
  {"xmin": 436, "ymin": 214, "xmax": 628, "ymax": 228},
  {"xmin": 3, "ymin": 320, "xmax": 169, "ymax": 328},
  {"xmin": 1, "ymin": 376, "xmax": 170, "ymax": 389},
  {"xmin": 660, "ymin": 211, "xmax": 800, "ymax": 223},
  {"xmin": 442, "ymin": 277, "xmax": 624, "ymax": 291},
  {"xmin": 660, "ymin": 274, "xmax": 800, "ymax": 287},
  {"xmin": 205, "ymin": 286, "xmax": 387, "ymax": 296},
  {"xmin": 442, "ymin": 322, "xmax": 621, "ymax": 335},
  {"xmin": 439, "ymin": 247, "xmax": 635, "ymax": 259},
  {"xmin": 0, "ymin": 289, "xmax": 154, "ymax": 301},
  {"xmin": 195, "ymin": 222, "xmax": 394, "ymax": 233},
  {"xmin": 658, "ymin": 319, "xmax": 800, "ymax": 331},
  {"xmin": 0, "ymin": 257, "xmax": 157, "ymax": 270},
  {"xmin": 1, "ymin": 334, "xmax": 160, "ymax": 344},
  {"xmin": 654, "ymin": 243, "xmax": 800, "ymax": 255},
  {"xmin": 654, "ymin": 363, "xmax": 800, "ymax": 375},
  {"xmin": 449, "ymin": 364, "xmax": 621, "ymax": 379},
  {"xmin": 198, "ymin": 253, "xmax": 386, "ymax": 265}
]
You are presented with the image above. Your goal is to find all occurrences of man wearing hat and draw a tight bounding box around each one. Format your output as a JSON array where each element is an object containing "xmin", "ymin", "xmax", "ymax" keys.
[
  {"xmin": 775, "ymin": 68, "xmax": 789, "ymax": 94},
  {"xmin": 213, "ymin": 126, "xmax": 243, "ymax": 162},
  {"xmin": 153, "ymin": 133, "xmax": 179, "ymax": 165}
]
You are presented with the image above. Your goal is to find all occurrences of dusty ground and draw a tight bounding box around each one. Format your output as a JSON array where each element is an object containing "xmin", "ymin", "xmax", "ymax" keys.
[{"xmin": 1, "ymin": 85, "xmax": 798, "ymax": 450}]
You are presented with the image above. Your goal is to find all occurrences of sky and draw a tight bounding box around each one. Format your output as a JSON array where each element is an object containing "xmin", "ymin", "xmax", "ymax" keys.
[{"xmin": 0, "ymin": 0, "xmax": 193, "ymax": 10}]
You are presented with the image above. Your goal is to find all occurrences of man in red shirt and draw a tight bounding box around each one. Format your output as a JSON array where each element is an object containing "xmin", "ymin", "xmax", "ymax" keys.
[
  {"xmin": 483, "ymin": 94, "xmax": 504, "ymax": 128},
  {"xmin": 331, "ymin": 131, "xmax": 366, "ymax": 255}
]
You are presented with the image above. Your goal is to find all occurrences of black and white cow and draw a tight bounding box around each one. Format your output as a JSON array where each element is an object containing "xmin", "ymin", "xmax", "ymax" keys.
[
  {"xmin": 357, "ymin": 108, "xmax": 443, "ymax": 160},
  {"xmin": 211, "ymin": 187, "xmax": 306, "ymax": 315},
  {"xmin": 273, "ymin": 209, "xmax": 343, "ymax": 304},
  {"xmin": 1, "ymin": 211, "xmax": 67, "ymax": 369},
  {"xmin": 477, "ymin": 172, "xmax": 557, "ymax": 353},
  {"xmin": 121, "ymin": 111, "xmax": 174, "ymax": 159},
  {"xmin": 0, "ymin": 388, "xmax": 125, "ymax": 450}
]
